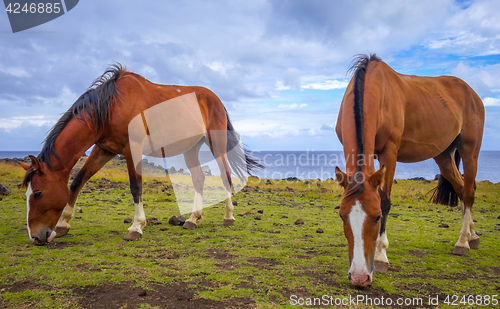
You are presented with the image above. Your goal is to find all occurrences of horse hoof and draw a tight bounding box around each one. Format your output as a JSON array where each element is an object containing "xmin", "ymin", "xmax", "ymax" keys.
[
  {"xmin": 123, "ymin": 231, "xmax": 142, "ymax": 241},
  {"xmin": 183, "ymin": 221, "xmax": 197, "ymax": 230},
  {"xmin": 374, "ymin": 261, "xmax": 390, "ymax": 272},
  {"xmin": 453, "ymin": 246, "xmax": 469, "ymax": 255},
  {"xmin": 469, "ymin": 238, "xmax": 480, "ymax": 249},
  {"xmin": 223, "ymin": 219, "xmax": 235, "ymax": 226},
  {"xmin": 54, "ymin": 226, "xmax": 70, "ymax": 238}
]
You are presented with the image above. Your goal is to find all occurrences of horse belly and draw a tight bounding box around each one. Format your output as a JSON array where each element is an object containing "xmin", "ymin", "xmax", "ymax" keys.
[{"xmin": 128, "ymin": 93, "xmax": 207, "ymax": 163}]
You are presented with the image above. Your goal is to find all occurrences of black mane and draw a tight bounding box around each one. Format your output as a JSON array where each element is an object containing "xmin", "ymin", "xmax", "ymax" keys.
[
  {"xmin": 348, "ymin": 54, "xmax": 381, "ymax": 175},
  {"xmin": 37, "ymin": 64, "xmax": 126, "ymax": 168},
  {"xmin": 344, "ymin": 54, "xmax": 381, "ymax": 193}
]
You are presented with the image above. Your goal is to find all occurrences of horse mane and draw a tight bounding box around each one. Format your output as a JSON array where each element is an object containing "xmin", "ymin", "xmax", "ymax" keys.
[
  {"xmin": 346, "ymin": 54, "xmax": 381, "ymax": 191},
  {"xmin": 37, "ymin": 64, "xmax": 126, "ymax": 168}
]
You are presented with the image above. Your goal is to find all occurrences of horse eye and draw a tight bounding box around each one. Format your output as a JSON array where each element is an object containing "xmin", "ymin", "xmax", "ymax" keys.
[
  {"xmin": 34, "ymin": 192, "xmax": 42, "ymax": 199},
  {"xmin": 375, "ymin": 215, "xmax": 382, "ymax": 223}
]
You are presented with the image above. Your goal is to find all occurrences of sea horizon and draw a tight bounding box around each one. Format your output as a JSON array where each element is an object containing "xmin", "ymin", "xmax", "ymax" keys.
[{"xmin": 2, "ymin": 150, "xmax": 499, "ymax": 183}]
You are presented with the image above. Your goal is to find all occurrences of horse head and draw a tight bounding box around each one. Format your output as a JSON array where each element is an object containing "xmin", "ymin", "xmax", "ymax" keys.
[
  {"xmin": 335, "ymin": 165, "xmax": 386, "ymax": 287},
  {"xmin": 20, "ymin": 155, "xmax": 69, "ymax": 245}
]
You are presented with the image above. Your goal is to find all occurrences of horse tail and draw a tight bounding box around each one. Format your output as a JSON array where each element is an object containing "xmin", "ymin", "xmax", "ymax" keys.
[
  {"xmin": 432, "ymin": 150, "xmax": 460, "ymax": 206},
  {"xmin": 224, "ymin": 107, "xmax": 264, "ymax": 180}
]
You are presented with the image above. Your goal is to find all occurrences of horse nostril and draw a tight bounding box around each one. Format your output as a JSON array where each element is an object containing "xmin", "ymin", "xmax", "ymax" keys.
[
  {"xmin": 347, "ymin": 273, "xmax": 352, "ymax": 281},
  {"xmin": 46, "ymin": 231, "xmax": 51, "ymax": 239}
]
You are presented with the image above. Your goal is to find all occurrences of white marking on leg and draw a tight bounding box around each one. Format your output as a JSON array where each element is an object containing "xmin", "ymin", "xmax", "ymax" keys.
[
  {"xmin": 455, "ymin": 203, "xmax": 472, "ymax": 249},
  {"xmin": 349, "ymin": 200, "xmax": 369, "ymax": 274},
  {"xmin": 224, "ymin": 188, "xmax": 235, "ymax": 220},
  {"xmin": 187, "ymin": 191, "xmax": 203, "ymax": 223},
  {"xmin": 55, "ymin": 204, "xmax": 74, "ymax": 230},
  {"xmin": 375, "ymin": 231, "xmax": 389, "ymax": 264},
  {"xmin": 26, "ymin": 183, "xmax": 32, "ymax": 240},
  {"xmin": 128, "ymin": 201, "xmax": 146, "ymax": 234}
]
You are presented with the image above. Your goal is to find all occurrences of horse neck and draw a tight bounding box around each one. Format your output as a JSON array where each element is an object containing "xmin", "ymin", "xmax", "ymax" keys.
[
  {"xmin": 46, "ymin": 118, "xmax": 97, "ymax": 176},
  {"xmin": 343, "ymin": 64, "xmax": 383, "ymax": 177}
]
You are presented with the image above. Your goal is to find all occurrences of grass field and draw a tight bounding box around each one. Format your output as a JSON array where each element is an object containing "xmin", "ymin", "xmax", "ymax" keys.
[{"xmin": 0, "ymin": 158, "xmax": 499, "ymax": 308}]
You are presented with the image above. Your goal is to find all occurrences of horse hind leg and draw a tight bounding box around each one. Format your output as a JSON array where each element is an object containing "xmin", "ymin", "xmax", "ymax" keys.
[
  {"xmin": 218, "ymin": 153, "xmax": 235, "ymax": 226},
  {"xmin": 454, "ymin": 138, "xmax": 481, "ymax": 254},
  {"xmin": 433, "ymin": 147, "xmax": 477, "ymax": 255},
  {"xmin": 182, "ymin": 141, "xmax": 205, "ymax": 230},
  {"xmin": 209, "ymin": 131, "xmax": 235, "ymax": 226},
  {"xmin": 55, "ymin": 146, "xmax": 116, "ymax": 237}
]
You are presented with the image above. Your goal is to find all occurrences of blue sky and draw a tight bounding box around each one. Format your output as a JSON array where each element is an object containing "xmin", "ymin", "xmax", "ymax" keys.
[{"xmin": 0, "ymin": 0, "xmax": 499, "ymax": 151}]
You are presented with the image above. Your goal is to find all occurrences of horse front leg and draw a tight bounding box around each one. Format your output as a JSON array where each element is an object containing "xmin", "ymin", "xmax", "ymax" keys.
[
  {"xmin": 123, "ymin": 151, "xmax": 146, "ymax": 241},
  {"xmin": 55, "ymin": 146, "xmax": 116, "ymax": 237},
  {"xmin": 374, "ymin": 151, "xmax": 397, "ymax": 272}
]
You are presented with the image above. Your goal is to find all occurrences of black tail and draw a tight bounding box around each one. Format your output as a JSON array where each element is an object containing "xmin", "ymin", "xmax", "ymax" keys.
[
  {"xmin": 431, "ymin": 151, "xmax": 460, "ymax": 206},
  {"xmin": 224, "ymin": 107, "xmax": 264, "ymax": 179}
]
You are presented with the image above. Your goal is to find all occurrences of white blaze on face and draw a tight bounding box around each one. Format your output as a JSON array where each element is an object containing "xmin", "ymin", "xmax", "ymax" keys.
[
  {"xmin": 348, "ymin": 200, "xmax": 368, "ymax": 274},
  {"xmin": 25, "ymin": 183, "xmax": 32, "ymax": 240}
]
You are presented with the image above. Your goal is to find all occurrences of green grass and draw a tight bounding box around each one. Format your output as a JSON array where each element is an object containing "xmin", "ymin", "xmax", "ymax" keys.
[{"xmin": 0, "ymin": 160, "xmax": 499, "ymax": 308}]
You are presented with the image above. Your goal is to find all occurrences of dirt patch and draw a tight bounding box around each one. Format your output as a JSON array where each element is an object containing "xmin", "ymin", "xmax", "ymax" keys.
[
  {"xmin": 247, "ymin": 257, "xmax": 280, "ymax": 269},
  {"xmin": 0, "ymin": 279, "xmax": 52, "ymax": 293},
  {"xmin": 73, "ymin": 281, "xmax": 255, "ymax": 309},
  {"xmin": 408, "ymin": 250, "xmax": 427, "ymax": 258}
]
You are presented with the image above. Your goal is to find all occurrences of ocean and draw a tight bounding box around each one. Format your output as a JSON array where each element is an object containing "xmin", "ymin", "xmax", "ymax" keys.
[{"xmin": 2, "ymin": 150, "xmax": 499, "ymax": 183}]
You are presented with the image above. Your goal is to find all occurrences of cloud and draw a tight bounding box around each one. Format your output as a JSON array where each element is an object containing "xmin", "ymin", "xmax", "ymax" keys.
[
  {"xmin": 320, "ymin": 124, "xmax": 335, "ymax": 131},
  {"xmin": 303, "ymin": 79, "xmax": 349, "ymax": 90},
  {"xmin": 450, "ymin": 61, "xmax": 500, "ymax": 97},
  {"xmin": 483, "ymin": 97, "xmax": 500, "ymax": 106},
  {"xmin": 1, "ymin": 0, "xmax": 500, "ymax": 150}
]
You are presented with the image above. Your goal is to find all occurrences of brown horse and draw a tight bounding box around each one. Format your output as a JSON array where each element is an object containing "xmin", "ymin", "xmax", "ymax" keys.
[
  {"xmin": 335, "ymin": 54, "xmax": 484, "ymax": 287},
  {"xmin": 20, "ymin": 64, "xmax": 261, "ymax": 245}
]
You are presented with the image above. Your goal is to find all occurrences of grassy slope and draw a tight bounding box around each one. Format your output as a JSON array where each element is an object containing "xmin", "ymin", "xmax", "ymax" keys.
[{"xmin": 0, "ymin": 160, "xmax": 499, "ymax": 308}]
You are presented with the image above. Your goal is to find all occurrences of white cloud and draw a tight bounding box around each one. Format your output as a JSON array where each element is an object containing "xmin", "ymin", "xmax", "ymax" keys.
[
  {"xmin": 483, "ymin": 97, "xmax": 500, "ymax": 106},
  {"xmin": 302, "ymin": 79, "xmax": 349, "ymax": 90}
]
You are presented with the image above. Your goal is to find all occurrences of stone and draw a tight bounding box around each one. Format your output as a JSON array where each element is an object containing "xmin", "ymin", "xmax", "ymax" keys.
[
  {"xmin": 168, "ymin": 216, "xmax": 180, "ymax": 226},
  {"xmin": 439, "ymin": 223, "xmax": 449, "ymax": 228},
  {"xmin": 76, "ymin": 207, "xmax": 83, "ymax": 213},
  {"xmin": 495, "ymin": 225, "xmax": 500, "ymax": 231},
  {"xmin": 295, "ymin": 219, "xmax": 304, "ymax": 225},
  {"xmin": 146, "ymin": 217, "xmax": 161, "ymax": 225},
  {"xmin": 0, "ymin": 184, "xmax": 10, "ymax": 196},
  {"xmin": 124, "ymin": 218, "xmax": 132, "ymax": 223},
  {"xmin": 304, "ymin": 180, "xmax": 312, "ymax": 185},
  {"xmin": 257, "ymin": 210, "xmax": 264, "ymax": 214},
  {"xmin": 316, "ymin": 228, "xmax": 324, "ymax": 233},
  {"xmin": 254, "ymin": 215, "xmax": 262, "ymax": 220},
  {"xmin": 266, "ymin": 180, "xmax": 272, "ymax": 185},
  {"xmin": 177, "ymin": 215, "xmax": 186, "ymax": 225},
  {"xmin": 201, "ymin": 165, "xmax": 212, "ymax": 176}
]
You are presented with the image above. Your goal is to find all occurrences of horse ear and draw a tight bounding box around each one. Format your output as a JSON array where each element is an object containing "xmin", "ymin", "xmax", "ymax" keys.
[
  {"xmin": 369, "ymin": 165, "xmax": 386, "ymax": 189},
  {"xmin": 29, "ymin": 155, "xmax": 43, "ymax": 173},
  {"xmin": 335, "ymin": 166, "xmax": 348, "ymax": 188},
  {"xmin": 19, "ymin": 161, "xmax": 31, "ymax": 171}
]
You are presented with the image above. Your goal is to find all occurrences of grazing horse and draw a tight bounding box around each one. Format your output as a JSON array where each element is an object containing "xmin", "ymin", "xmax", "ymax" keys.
[
  {"xmin": 20, "ymin": 64, "xmax": 261, "ymax": 245},
  {"xmin": 335, "ymin": 54, "xmax": 484, "ymax": 287}
]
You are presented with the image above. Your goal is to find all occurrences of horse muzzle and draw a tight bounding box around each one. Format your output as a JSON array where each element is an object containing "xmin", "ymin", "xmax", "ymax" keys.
[
  {"xmin": 348, "ymin": 270, "xmax": 373, "ymax": 287},
  {"xmin": 31, "ymin": 228, "xmax": 56, "ymax": 245}
]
